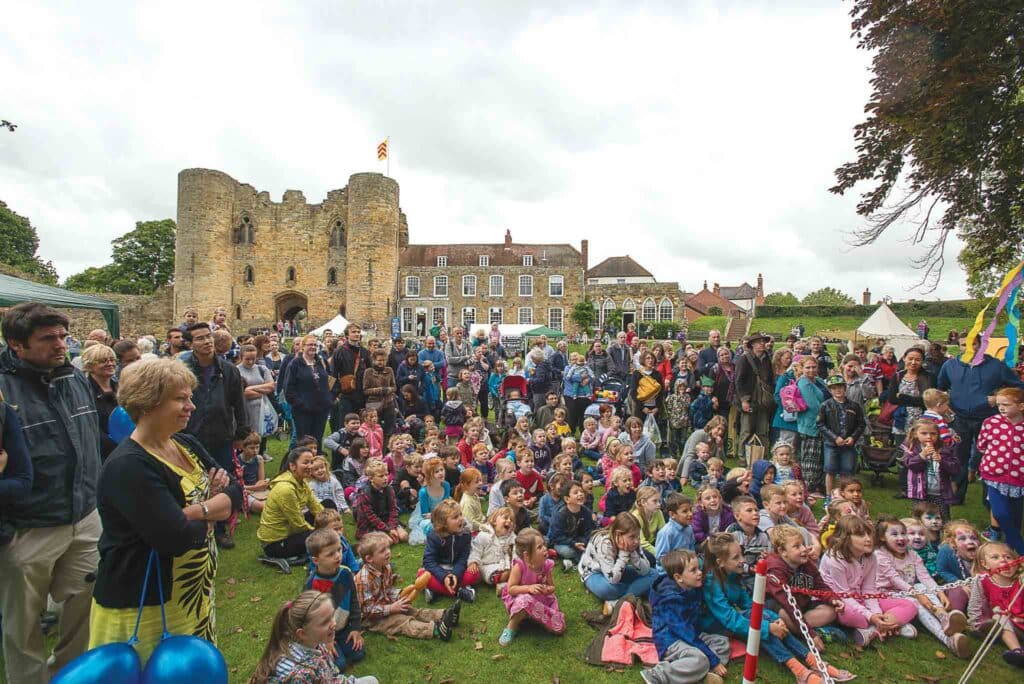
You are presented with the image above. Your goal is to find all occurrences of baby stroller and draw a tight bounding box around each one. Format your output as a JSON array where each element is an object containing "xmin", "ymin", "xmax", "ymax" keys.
[
  {"xmin": 497, "ymin": 374, "xmax": 531, "ymax": 431},
  {"xmin": 860, "ymin": 418, "xmax": 899, "ymax": 485},
  {"xmin": 593, "ymin": 374, "xmax": 627, "ymax": 419}
]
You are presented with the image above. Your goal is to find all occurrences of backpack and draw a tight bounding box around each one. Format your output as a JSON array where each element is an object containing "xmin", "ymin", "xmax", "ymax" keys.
[{"xmin": 779, "ymin": 379, "xmax": 808, "ymax": 414}]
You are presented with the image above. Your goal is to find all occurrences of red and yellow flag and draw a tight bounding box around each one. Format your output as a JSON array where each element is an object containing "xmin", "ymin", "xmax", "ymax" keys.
[{"xmin": 377, "ymin": 138, "xmax": 388, "ymax": 160}]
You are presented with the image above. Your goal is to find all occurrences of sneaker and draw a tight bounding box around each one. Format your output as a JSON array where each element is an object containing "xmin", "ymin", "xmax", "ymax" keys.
[
  {"xmin": 437, "ymin": 605, "xmax": 458, "ymax": 641},
  {"xmin": 457, "ymin": 586, "xmax": 476, "ymax": 603},
  {"xmin": 422, "ymin": 588, "xmax": 435, "ymax": 604},
  {"xmin": 1002, "ymin": 647, "xmax": 1024, "ymax": 668},
  {"xmin": 898, "ymin": 623, "xmax": 917, "ymax": 638},
  {"xmin": 498, "ymin": 627, "xmax": 516, "ymax": 646},
  {"xmin": 950, "ymin": 633, "xmax": 971, "ymax": 659},
  {"xmin": 853, "ymin": 626, "xmax": 877, "ymax": 647},
  {"xmin": 639, "ymin": 669, "xmax": 655, "ymax": 684},
  {"xmin": 260, "ymin": 453, "xmax": 274, "ymax": 462},
  {"xmin": 562, "ymin": 559, "xmax": 575, "ymax": 572},
  {"xmin": 815, "ymin": 625, "xmax": 848, "ymax": 645},
  {"xmin": 602, "ymin": 600, "xmax": 615, "ymax": 616},
  {"xmin": 216, "ymin": 534, "xmax": 236, "ymax": 550},
  {"xmin": 258, "ymin": 556, "xmax": 292, "ymax": 574},
  {"xmin": 943, "ymin": 609, "xmax": 967, "ymax": 636},
  {"xmin": 448, "ymin": 598, "xmax": 462, "ymax": 626}
]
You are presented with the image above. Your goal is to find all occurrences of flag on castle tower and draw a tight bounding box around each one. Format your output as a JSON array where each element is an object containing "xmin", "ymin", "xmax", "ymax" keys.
[{"xmin": 377, "ymin": 138, "xmax": 388, "ymax": 160}]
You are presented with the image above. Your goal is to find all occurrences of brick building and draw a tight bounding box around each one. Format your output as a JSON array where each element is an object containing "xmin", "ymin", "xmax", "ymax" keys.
[{"xmin": 586, "ymin": 256, "xmax": 687, "ymax": 331}]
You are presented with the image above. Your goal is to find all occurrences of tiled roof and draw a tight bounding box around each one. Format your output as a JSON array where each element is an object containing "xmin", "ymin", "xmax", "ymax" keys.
[
  {"xmin": 586, "ymin": 256, "xmax": 654, "ymax": 279},
  {"xmin": 719, "ymin": 283, "xmax": 756, "ymax": 299},
  {"xmin": 400, "ymin": 243, "xmax": 582, "ymax": 267}
]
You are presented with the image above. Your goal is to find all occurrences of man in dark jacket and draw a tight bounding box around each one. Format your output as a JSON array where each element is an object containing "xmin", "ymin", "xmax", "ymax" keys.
[
  {"xmin": 183, "ymin": 322, "xmax": 249, "ymax": 548},
  {"xmin": 608, "ymin": 331, "xmax": 632, "ymax": 379},
  {"xmin": 331, "ymin": 323, "xmax": 372, "ymax": 426},
  {"xmin": 734, "ymin": 333, "xmax": 775, "ymax": 461},
  {"xmin": 387, "ymin": 337, "xmax": 408, "ymax": 376},
  {"xmin": 0, "ymin": 303, "xmax": 102, "ymax": 684},
  {"xmin": 697, "ymin": 330, "xmax": 724, "ymax": 377}
]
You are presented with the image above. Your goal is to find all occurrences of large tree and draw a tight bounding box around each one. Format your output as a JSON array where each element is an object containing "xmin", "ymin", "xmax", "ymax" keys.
[
  {"xmin": 571, "ymin": 299, "xmax": 596, "ymax": 331},
  {"xmin": 802, "ymin": 287, "xmax": 855, "ymax": 306},
  {"xmin": 763, "ymin": 291, "xmax": 800, "ymax": 306},
  {"xmin": 64, "ymin": 219, "xmax": 176, "ymax": 294},
  {"xmin": 831, "ymin": 1, "xmax": 1024, "ymax": 291},
  {"xmin": 0, "ymin": 200, "xmax": 58, "ymax": 284}
]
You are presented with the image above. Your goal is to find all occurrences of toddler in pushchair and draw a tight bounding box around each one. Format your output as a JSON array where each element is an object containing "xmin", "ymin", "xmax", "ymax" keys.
[
  {"xmin": 593, "ymin": 373, "xmax": 627, "ymax": 419},
  {"xmin": 498, "ymin": 375, "xmax": 532, "ymax": 430}
]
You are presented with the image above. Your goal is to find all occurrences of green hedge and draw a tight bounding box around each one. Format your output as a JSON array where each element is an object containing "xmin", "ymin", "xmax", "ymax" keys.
[
  {"xmin": 755, "ymin": 300, "xmax": 985, "ymax": 319},
  {"xmin": 635, "ymin": 321, "xmax": 687, "ymax": 339}
]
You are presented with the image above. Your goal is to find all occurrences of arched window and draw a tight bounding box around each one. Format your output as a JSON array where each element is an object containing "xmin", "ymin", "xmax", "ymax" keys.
[
  {"xmin": 329, "ymin": 219, "xmax": 345, "ymax": 248},
  {"xmin": 244, "ymin": 265, "xmax": 254, "ymax": 284},
  {"xmin": 642, "ymin": 298, "xmax": 656, "ymax": 321},
  {"xmin": 622, "ymin": 298, "xmax": 635, "ymax": 311},
  {"xmin": 286, "ymin": 266, "xmax": 296, "ymax": 283},
  {"xmin": 659, "ymin": 298, "xmax": 673, "ymax": 321},
  {"xmin": 327, "ymin": 267, "xmax": 337, "ymax": 286},
  {"xmin": 234, "ymin": 305, "xmax": 242, "ymax": 320},
  {"xmin": 600, "ymin": 299, "xmax": 615, "ymax": 327},
  {"xmin": 234, "ymin": 215, "xmax": 254, "ymax": 244}
]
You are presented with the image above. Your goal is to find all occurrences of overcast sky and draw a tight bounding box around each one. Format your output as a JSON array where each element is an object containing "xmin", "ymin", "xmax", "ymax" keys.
[{"xmin": 1, "ymin": 0, "xmax": 969, "ymax": 301}]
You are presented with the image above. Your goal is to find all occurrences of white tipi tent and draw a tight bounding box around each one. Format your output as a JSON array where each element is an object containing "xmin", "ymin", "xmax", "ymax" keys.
[
  {"xmin": 855, "ymin": 304, "xmax": 922, "ymax": 356},
  {"xmin": 310, "ymin": 314, "xmax": 350, "ymax": 337}
]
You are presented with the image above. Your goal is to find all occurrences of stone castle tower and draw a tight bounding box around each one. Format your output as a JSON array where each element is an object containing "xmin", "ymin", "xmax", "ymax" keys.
[{"xmin": 174, "ymin": 169, "xmax": 408, "ymax": 332}]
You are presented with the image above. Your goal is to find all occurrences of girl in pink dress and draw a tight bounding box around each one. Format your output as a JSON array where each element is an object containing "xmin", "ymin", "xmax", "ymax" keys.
[
  {"xmin": 968, "ymin": 541, "xmax": 1024, "ymax": 668},
  {"xmin": 499, "ymin": 528, "xmax": 566, "ymax": 646}
]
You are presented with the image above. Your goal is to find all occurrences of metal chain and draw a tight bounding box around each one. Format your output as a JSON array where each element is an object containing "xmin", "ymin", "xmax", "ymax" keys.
[
  {"xmin": 787, "ymin": 574, "xmax": 979, "ymax": 601},
  {"xmin": 783, "ymin": 585, "xmax": 835, "ymax": 684}
]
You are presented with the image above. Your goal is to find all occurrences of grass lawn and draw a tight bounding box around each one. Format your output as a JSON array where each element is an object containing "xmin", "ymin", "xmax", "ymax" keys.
[
  {"xmin": 747, "ymin": 316, "xmax": 977, "ymax": 345},
  {"xmin": 198, "ymin": 437, "xmax": 1018, "ymax": 684}
]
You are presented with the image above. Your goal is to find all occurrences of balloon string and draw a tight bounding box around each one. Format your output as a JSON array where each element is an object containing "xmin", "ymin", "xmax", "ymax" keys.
[
  {"xmin": 128, "ymin": 549, "xmax": 157, "ymax": 646},
  {"xmin": 153, "ymin": 547, "xmax": 170, "ymax": 640}
]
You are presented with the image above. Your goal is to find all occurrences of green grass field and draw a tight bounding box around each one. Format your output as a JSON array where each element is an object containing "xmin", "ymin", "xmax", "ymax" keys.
[
  {"xmin": 744, "ymin": 316, "xmax": 976, "ymax": 345},
  {"xmin": 199, "ymin": 437, "xmax": 1017, "ymax": 684}
]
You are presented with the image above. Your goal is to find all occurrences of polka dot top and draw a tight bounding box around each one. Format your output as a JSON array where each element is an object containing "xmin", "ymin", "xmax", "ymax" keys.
[{"xmin": 977, "ymin": 414, "xmax": 1024, "ymax": 488}]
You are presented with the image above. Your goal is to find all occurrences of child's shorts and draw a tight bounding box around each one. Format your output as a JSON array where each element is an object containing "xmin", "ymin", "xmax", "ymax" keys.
[{"xmin": 823, "ymin": 444, "xmax": 857, "ymax": 475}]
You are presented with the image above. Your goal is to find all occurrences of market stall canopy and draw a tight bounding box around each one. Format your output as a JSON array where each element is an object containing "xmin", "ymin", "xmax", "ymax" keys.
[
  {"xmin": 0, "ymin": 272, "xmax": 120, "ymax": 338},
  {"xmin": 524, "ymin": 325, "xmax": 567, "ymax": 339},
  {"xmin": 310, "ymin": 313, "xmax": 350, "ymax": 337},
  {"xmin": 468, "ymin": 323, "xmax": 539, "ymax": 339},
  {"xmin": 855, "ymin": 303, "xmax": 920, "ymax": 357}
]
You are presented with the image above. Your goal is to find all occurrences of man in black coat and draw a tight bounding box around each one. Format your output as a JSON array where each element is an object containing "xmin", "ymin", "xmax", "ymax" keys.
[
  {"xmin": 331, "ymin": 323, "xmax": 372, "ymax": 425},
  {"xmin": 734, "ymin": 332, "xmax": 776, "ymax": 462}
]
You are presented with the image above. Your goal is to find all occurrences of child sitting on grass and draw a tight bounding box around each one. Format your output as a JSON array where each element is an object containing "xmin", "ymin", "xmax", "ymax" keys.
[
  {"xmin": 578, "ymin": 512, "xmax": 656, "ymax": 612},
  {"xmin": 604, "ymin": 466, "xmax": 637, "ymax": 520},
  {"xmin": 314, "ymin": 508, "xmax": 360, "ymax": 572},
  {"xmin": 645, "ymin": 549, "xmax": 730, "ymax": 684},
  {"xmin": 907, "ymin": 503, "xmax": 941, "ymax": 576},
  {"xmin": 488, "ymin": 458, "xmax": 517, "ymax": 514},
  {"xmin": 455, "ymin": 467, "xmax": 486, "ymax": 533},
  {"xmin": 692, "ymin": 485, "xmax": 734, "ymax": 545},
  {"xmin": 631, "ymin": 485, "xmax": 666, "ymax": 565},
  {"xmin": 418, "ymin": 499, "xmax": 480, "ymax": 604},
  {"xmin": 499, "ymin": 528, "xmax": 566, "ymax": 646},
  {"xmin": 515, "ymin": 449, "xmax": 544, "ymax": 509},
  {"xmin": 724, "ymin": 495, "xmax": 771, "ymax": 590},
  {"xmin": 252, "ymin": 590, "xmax": 379, "ymax": 684},
  {"xmin": 393, "ymin": 451, "xmax": 423, "ymax": 514},
  {"xmin": 549, "ymin": 480, "xmax": 595, "ymax": 570},
  {"xmin": 469, "ymin": 506, "xmax": 517, "ymax": 589},
  {"xmin": 968, "ymin": 541, "xmax": 1024, "ymax": 667},
  {"xmin": 501, "ymin": 479, "xmax": 531, "ymax": 533},
  {"xmin": 353, "ymin": 459, "xmax": 407, "ymax": 543},
  {"xmin": 309, "ymin": 455, "xmax": 348, "ymax": 513},
  {"xmin": 303, "ymin": 528, "xmax": 365, "ymax": 671},
  {"xmin": 654, "ymin": 493, "xmax": 695, "ymax": 574},
  {"xmin": 354, "ymin": 532, "xmax": 459, "ymax": 642},
  {"xmin": 641, "ymin": 459, "xmax": 674, "ymax": 506},
  {"xmin": 537, "ymin": 473, "xmax": 568, "ymax": 536}
]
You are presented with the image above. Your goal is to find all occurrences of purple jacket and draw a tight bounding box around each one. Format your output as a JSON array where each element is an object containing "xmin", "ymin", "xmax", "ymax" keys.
[
  {"xmin": 904, "ymin": 443, "xmax": 959, "ymax": 504},
  {"xmin": 692, "ymin": 505, "xmax": 736, "ymax": 544}
]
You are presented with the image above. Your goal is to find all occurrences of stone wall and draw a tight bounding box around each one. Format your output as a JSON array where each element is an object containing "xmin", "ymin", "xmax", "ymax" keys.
[
  {"xmin": 587, "ymin": 282, "xmax": 687, "ymax": 330},
  {"xmin": 66, "ymin": 285, "xmax": 175, "ymax": 339}
]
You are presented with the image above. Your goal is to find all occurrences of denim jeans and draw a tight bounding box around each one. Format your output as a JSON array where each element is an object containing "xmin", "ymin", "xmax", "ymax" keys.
[
  {"xmin": 987, "ymin": 484, "xmax": 1024, "ymax": 554},
  {"xmin": 554, "ymin": 544, "xmax": 582, "ymax": 562},
  {"xmin": 583, "ymin": 566, "xmax": 656, "ymax": 601},
  {"xmin": 951, "ymin": 415, "xmax": 984, "ymax": 505},
  {"xmin": 823, "ymin": 444, "xmax": 857, "ymax": 475}
]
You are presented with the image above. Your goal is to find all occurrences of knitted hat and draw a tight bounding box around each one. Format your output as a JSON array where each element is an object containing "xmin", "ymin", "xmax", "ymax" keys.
[
  {"xmin": 825, "ymin": 374, "xmax": 846, "ymax": 387},
  {"xmin": 700, "ymin": 376, "xmax": 714, "ymax": 388}
]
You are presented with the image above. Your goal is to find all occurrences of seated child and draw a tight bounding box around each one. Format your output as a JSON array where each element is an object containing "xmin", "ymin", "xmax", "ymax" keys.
[
  {"xmin": 833, "ymin": 476, "xmax": 870, "ymax": 520},
  {"xmin": 418, "ymin": 499, "xmax": 481, "ymax": 603},
  {"xmin": 442, "ymin": 446, "xmax": 462, "ymax": 491},
  {"xmin": 252, "ymin": 591, "xmax": 378, "ymax": 684},
  {"xmin": 765, "ymin": 526, "xmax": 845, "ymax": 650},
  {"xmin": 604, "ymin": 466, "xmax": 637, "ymax": 520},
  {"xmin": 782, "ymin": 480, "xmax": 819, "ymax": 536},
  {"xmin": 353, "ymin": 459, "xmax": 408, "ymax": 543},
  {"xmin": 488, "ymin": 458, "xmax": 517, "ymax": 514},
  {"xmin": 514, "ymin": 449, "xmax": 544, "ymax": 508},
  {"xmin": 968, "ymin": 541, "xmax": 1024, "ymax": 667},
  {"xmin": 819, "ymin": 515, "xmax": 919, "ymax": 646},
  {"xmin": 704, "ymin": 457, "xmax": 725, "ymax": 491},
  {"xmin": 469, "ymin": 506, "xmax": 517, "ymax": 587},
  {"xmin": 758, "ymin": 485, "xmax": 815, "ymax": 551},
  {"xmin": 551, "ymin": 452, "xmax": 574, "ymax": 479},
  {"xmin": 411, "ymin": 457, "xmax": 451, "ymax": 543},
  {"xmin": 875, "ymin": 517, "xmax": 970, "ymax": 658},
  {"xmin": 580, "ymin": 416, "xmax": 601, "ymax": 461},
  {"xmin": 692, "ymin": 485, "xmax": 735, "ymax": 545},
  {"xmin": 654, "ymin": 493, "xmax": 695, "ymax": 574},
  {"xmin": 578, "ymin": 512, "xmax": 656, "ymax": 610},
  {"xmin": 236, "ymin": 432, "xmax": 269, "ymax": 513},
  {"xmin": 456, "ymin": 467, "xmax": 486, "ymax": 533},
  {"xmin": 936, "ymin": 519, "xmax": 982, "ymax": 615},
  {"xmin": 324, "ymin": 412, "xmax": 362, "ymax": 473},
  {"xmin": 679, "ymin": 441, "xmax": 712, "ymax": 489},
  {"xmin": 545, "ymin": 423, "xmax": 563, "ymax": 459},
  {"xmin": 309, "ymin": 455, "xmax": 349, "ymax": 513},
  {"xmin": 501, "ymin": 479, "xmax": 531, "ymax": 533},
  {"xmin": 537, "ymin": 473, "xmax": 568, "ymax": 536},
  {"xmin": 471, "ymin": 442, "xmax": 496, "ymax": 486},
  {"xmin": 721, "ymin": 467, "xmax": 752, "ymax": 506},
  {"xmin": 640, "ymin": 459, "xmax": 674, "ymax": 506},
  {"xmin": 339, "ymin": 438, "xmax": 369, "ymax": 504},
  {"xmin": 630, "ymin": 485, "xmax": 666, "ymax": 565},
  {"xmin": 749, "ymin": 459, "xmax": 777, "ymax": 509},
  {"xmin": 724, "ymin": 495, "xmax": 771, "ymax": 590},
  {"xmin": 530, "ymin": 429, "xmax": 553, "ymax": 474},
  {"xmin": 512, "ymin": 416, "xmax": 533, "ymax": 447},
  {"xmin": 499, "ymin": 528, "xmax": 566, "ymax": 646},
  {"xmin": 358, "ymin": 408, "xmax": 385, "ymax": 460},
  {"xmin": 393, "ymin": 451, "xmax": 424, "ymax": 513},
  {"xmin": 579, "ymin": 470, "xmax": 596, "ymax": 513},
  {"xmin": 701, "ymin": 532, "xmax": 850, "ymax": 683},
  {"xmin": 354, "ymin": 532, "xmax": 459, "ymax": 641},
  {"xmin": 770, "ymin": 442, "xmax": 802, "ymax": 485},
  {"xmin": 550, "ymin": 407, "xmax": 571, "ymax": 437},
  {"xmin": 909, "ymin": 502, "xmax": 942, "ymax": 576},
  {"xmin": 549, "ymin": 480, "xmax": 596, "ymax": 568},
  {"xmin": 303, "ymin": 528, "xmax": 365, "ymax": 671},
  {"xmin": 314, "ymin": 508, "xmax": 360, "ymax": 572}
]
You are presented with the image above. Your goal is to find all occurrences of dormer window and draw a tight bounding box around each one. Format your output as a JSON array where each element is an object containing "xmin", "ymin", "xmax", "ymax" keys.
[
  {"xmin": 479, "ymin": 255, "xmax": 489, "ymax": 267},
  {"xmin": 437, "ymin": 256, "xmax": 448, "ymax": 267},
  {"xmin": 522, "ymin": 255, "xmax": 533, "ymax": 266}
]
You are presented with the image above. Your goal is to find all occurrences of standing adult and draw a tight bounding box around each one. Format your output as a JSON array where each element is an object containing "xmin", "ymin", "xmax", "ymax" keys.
[
  {"xmin": 388, "ymin": 337, "xmax": 408, "ymax": 376},
  {"xmin": 284, "ymin": 335, "xmax": 332, "ymax": 450},
  {"xmin": 937, "ymin": 338, "xmax": 1024, "ymax": 504},
  {"xmin": 528, "ymin": 348, "xmax": 556, "ymax": 411},
  {"xmin": 551, "ymin": 340, "xmax": 569, "ymax": 383},
  {"xmin": 443, "ymin": 326, "xmax": 473, "ymax": 388},
  {"xmin": 165, "ymin": 327, "xmax": 187, "ymax": 358},
  {"xmin": 709, "ymin": 347, "xmax": 737, "ymax": 457},
  {"xmin": 471, "ymin": 345, "xmax": 493, "ymax": 419},
  {"xmin": 238, "ymin": 344, "xmax": 276, "ymax": 452},
  {"xmin": 536, "ymin": 334, "xmax": 555, "ymax": 360},
  {"xmin": 608, "ymin": 331, "xmax": 632, "ymax": 380},
  {"xmin": 417, "ymin": 336, "xmax": 445, "ymax": 376},
  {"xmin": 0, "ymin": 303, "xmax": 102, "ymax": 684},
  {"xmin": 697, "ymin": 330, "xmax": 723, "ymax": 377},
  {"xmin": 840, "ymin": 354, "xmax": 878, "ymax": 411},
  {"xmin": 734, "ymin": 333, "xmax": 775, "ymax": 459},
  {"xmin": 332, "ymin": 323, "xmax": 372, "ymax": 426},
  {"xmin": 586, "ymin": 339, "xmax": 611, "ymax": 379},
  {"xmin": 631, "ymin": 351, "xmax": 664, "ymax": 423},
  {"xmin": 562, "ymin": 352, "xmax": 593, "ymax": 433},
  {"xmin": 362, "ymin": 349, "xmax": 399, "ymax": 437},
  {"xmin": 795, "ymin": 356, "xmax": 829, "ymax": 495},
  {"xmin": 90, "ymin": 359, "xmax": 241, "ymax": 660},
  {"xmin": 182, "ymin": 322, "xmax": 249, "ymax": 549},
  {"xmin": 886, "ymin": 347, "xmax": 934, "ymax": 440},
  {"xmin": 82, "ymin": 344, "xmax": 120, "ymax": 459},
  {"xmin": 807, "ymin": 336, "xmax": 834, "ymax": 379}
]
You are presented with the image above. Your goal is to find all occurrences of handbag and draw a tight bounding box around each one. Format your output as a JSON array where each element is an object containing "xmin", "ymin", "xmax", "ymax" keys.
[
  {"xmin": 878, "ymin": 401, "xmax": 899, "ymax": 426},
  {"xmin": 636, "ymin": 374, "xmax": 660, "ymax": 403},
  {"xmin": 745, "ymin": 434, "xmax": 766, "ymax": 466},
  {"xmin": 259, "ymin": 396, "xmax": 279, "ymax": 437},
  {"xmin": 339, "ymin": 352, "xmax": 361, "ymax": 394}
]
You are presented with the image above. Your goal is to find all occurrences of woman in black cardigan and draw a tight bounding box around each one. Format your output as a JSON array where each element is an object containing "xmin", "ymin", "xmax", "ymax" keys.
[
  {"xmin": 81, "ymin": 343, "xmax": 120, "ymax": 459},
  {"xmin": 884, "ymin": 346, "xmax": 934, "ymax": 495},
  {"xmin": 90, "ymin": 358, "xmax": 241, "ymax": 660},
  {"xmin": 282, "ymin": 334, "xmax": 332, "ymax": 450}
]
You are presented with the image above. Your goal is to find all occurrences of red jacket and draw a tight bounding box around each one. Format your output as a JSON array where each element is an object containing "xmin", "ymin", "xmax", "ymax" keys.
[
  {"xmin": 457, "ymin": 438, "xmax": 476, "ymax": 468},
  {"xmin": 765, "ymin": 553, "xmax": 830, "ymax": 622}
]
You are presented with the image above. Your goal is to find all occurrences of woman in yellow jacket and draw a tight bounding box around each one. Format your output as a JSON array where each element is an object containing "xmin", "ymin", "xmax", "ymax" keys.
[{"xmin": 257, "ymin": 446, "xmax": 323, "ymax": 561}]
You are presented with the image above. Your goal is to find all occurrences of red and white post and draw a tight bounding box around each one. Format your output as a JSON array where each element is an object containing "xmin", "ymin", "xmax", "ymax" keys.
[{"xmin": 742, "ymin": 558, "xmax": 768, "ymax": 684}]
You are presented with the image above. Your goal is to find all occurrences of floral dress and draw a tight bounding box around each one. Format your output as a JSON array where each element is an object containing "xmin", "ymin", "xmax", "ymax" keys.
[
  {"xmin": 893, "ymin": 376, "xmax": 922, "ymax": 437},
  {"xmin": 501, "ymin": 558, "xmax": 565, "ymax": 634}
]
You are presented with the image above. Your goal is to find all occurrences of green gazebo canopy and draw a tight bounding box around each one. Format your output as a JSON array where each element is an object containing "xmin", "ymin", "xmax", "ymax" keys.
[
  {"xmin": 0, "ymin": 273, "xmax": 120, "ymax": 338},
  {"xmin": 525, "ymin": 325, "xmax": 567, "ymax": 339}
]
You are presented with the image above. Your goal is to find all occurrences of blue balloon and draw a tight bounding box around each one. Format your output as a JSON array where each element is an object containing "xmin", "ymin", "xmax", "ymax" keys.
[
  {"xmin": 52, "ymin": 643, "xmax": 142, "ymax": 684},
  {"xmin": 141, "ymin": 636, "xmax": 228, "ymax": 684},
  {"xmin": 107, "ymin": 406, "xmax": 136, "ymax": 444}
]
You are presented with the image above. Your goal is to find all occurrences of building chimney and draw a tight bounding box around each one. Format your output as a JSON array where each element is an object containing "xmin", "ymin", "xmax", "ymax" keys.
[
  {"xmin": 581, "ymin": 239, "xmax": 589, "ymax": 272},
  {"xmin": 504, "ymin": 229, "xmax": 512, "ymax": 249},
  {"xmin": 713, "ymin": 282, "xmax": 720, "ymax": 296},
  {"xmin": 703, "ymin": 280, "xmax": 708, "ymax": 291},
  {"xmin": 863, "ymin": 288, "xmax": 871, "ymax": 306}
]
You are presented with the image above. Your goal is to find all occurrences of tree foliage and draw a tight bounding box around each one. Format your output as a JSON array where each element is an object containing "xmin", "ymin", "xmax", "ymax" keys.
[
  {"xmin": 706, "ymin": 306, "xmax": 723, "ymax": 316},
  {"xmin": 64, "ymin": 219, "xmax": 176, "ymax": 294},
  {"xmin": 831, "ymin": 1, "xmax": 1024, "ymax": 291},
  {"xmin": 802, "ymin": 287, "xmax": 855, "ymax": 307},
  {"xmin": 571, "ymin": 299, "xmax": 596, "ymax": 331},
  {"xmin": 763, "ymin": 291, "xmax": 800, "ymax": 306},
  {"xmin": 956, "ymin": 210, "xmax": 1024, "ymax": 298},
  {"xmin": 0, "ymin": 200, "xmax": 58, "ymax": 284}
]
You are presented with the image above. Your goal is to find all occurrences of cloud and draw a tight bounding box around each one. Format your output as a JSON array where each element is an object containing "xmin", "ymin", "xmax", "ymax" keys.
[{"xmin": 0, "ymin": 0, "xmax": 969, "ymax": 300}]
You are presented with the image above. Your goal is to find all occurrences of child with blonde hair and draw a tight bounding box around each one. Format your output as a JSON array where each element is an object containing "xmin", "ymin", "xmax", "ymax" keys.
[
  {"xmin": 353, "ymin": 458, "xmax": 407, "ymax": 542},
  {"xmin": 468, "ymin": 506, "xmax": 516, "ymax": 589},
  {"xmin": 488, "ymin": 458, "xmax": 517, "ymax": 514},
  {"xmin": 604, "ymin": 466, "xmax": 636, "ymax": 519},
  {"xmin": 499, "ymin": 528, "xmax": 566, "ymax": 646},
  {"xmin": 630, "ymin": 485, "xmax": 666, "ymax": 564},
  {"xmin": 969, "ymin": 541, "xmax": 1024, "ymax": 667},
  {"xmin": 418, "ymin": 499, "xmax": 480, "ymax": 604},
  {"xmin": 455, "ymin": 467, "xmax": 486, "ymax": 533}
]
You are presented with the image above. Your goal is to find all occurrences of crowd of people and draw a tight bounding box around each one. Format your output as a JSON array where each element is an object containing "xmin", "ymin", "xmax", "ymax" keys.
[{"xmin": 1, "ymin": 302, "xmax": 1024, "ymax": 684}]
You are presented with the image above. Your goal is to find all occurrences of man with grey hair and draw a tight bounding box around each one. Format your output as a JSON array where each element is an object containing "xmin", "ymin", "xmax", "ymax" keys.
[
  {"xmin": 697, "ymin": 330, "xmax": 723, "ymax": 376},
  {"xmin": 443, "ymin": 327, "xmax": 473, "ymax": 387}
]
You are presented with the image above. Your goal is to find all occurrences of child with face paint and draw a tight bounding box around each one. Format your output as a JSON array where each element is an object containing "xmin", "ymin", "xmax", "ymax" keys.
[
  {"xmin": 874, "ymin": 517, "xmax": 970, "ymax": 658},
  {"xmin": 935, "ymin": 520, "xmax": 984, "ymax": 616},
  {"xmin": 968, "ymin": 542, "xmax": 1024, "ymax": 667},
  {"xmin": 911, "ymin": 501, "xmax": 943, "ymax": 576},
  {"xmin": 902, "ymin": 419, "xmax": 958, "ymax": 523}
]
